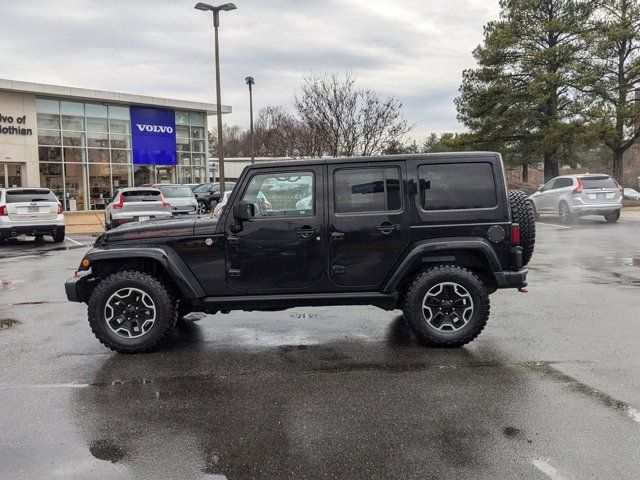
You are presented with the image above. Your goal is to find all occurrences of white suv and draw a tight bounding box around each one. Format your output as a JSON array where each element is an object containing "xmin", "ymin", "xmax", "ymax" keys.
[
  {"xmin": 0, "ymin": 188, "xmax": 66, "ymax": 242},
  {"xmin": 527, "ymin": 174, "xmax": 623, "ymax": 224}
]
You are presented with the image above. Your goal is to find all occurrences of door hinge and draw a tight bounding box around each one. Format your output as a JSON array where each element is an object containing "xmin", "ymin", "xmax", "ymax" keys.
[
  {"xmin": 228, "ymin": 268, "xmax": 241, "ymax": 278},
  {"xmin": 331, "ymin": 265, "xmax": 346, "ymax": 275}
]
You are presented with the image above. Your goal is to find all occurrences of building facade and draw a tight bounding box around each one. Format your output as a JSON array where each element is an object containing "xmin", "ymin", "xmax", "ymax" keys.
[{"xmin": 0, "ymin": 79, "xmax": 230, "ymax": 211}]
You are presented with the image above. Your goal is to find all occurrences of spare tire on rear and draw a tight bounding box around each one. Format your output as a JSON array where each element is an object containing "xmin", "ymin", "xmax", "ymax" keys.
[{"xmin": 508, "ymin": 190, "xmax": 535, "ymax": 266}]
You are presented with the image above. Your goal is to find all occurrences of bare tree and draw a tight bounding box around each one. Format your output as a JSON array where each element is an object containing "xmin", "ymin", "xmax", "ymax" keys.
[{"xmin": 294, "ymin": 72, "xmax": 412, "ymax": 157}]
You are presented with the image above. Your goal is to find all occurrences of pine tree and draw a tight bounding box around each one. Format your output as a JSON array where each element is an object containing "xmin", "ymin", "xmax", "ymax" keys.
[{"xmin": 456, "ymin": 0, "xmax": 592, "ymax": 181}]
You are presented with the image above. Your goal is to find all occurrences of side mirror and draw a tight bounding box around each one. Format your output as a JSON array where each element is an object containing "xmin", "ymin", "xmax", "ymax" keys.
[
  {"xmin": 232, "ymin": 200, "xmax": 255, "ymax": 222},
  {"xmin": 538, "ymin": 185, "xmax": 545, "ymax": 192}
]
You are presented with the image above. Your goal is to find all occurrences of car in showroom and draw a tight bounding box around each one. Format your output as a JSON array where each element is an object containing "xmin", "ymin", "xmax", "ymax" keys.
[
  {"xmin": 104, "ymin": 187, "xmax": 172, "ymax": 230},
  {"xmin": 527, "ymin": 174, "xmax": 623, "ymax": 224},
  {"xmin": 193, "ymin": 182, "xmax": 236, "ymax": 214},
  {"xmin": 151, "ymin": 184, "xmax": 198, "ymax": 216},
  {"xmin": 0, "ymin": 187, "xmax": 65, "ymax": 242}
]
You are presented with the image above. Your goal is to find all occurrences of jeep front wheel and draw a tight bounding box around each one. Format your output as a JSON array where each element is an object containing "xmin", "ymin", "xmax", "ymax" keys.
[
  {"xmin": 402, "ymin": 266, "xmax": 490, "ymax": 347},
  {"xmin": 88, "ymin": 271, "xmax": 177, "ymax": 353}
]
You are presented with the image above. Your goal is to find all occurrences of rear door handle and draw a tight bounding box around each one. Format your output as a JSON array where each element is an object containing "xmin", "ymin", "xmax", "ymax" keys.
[
  {"xmin": 377, "ymin": 223, "xmax": 401, "ymax": 234},
  {"xmin": 297, "ymin": 226, "xmax": 318, "ymax": 239}
]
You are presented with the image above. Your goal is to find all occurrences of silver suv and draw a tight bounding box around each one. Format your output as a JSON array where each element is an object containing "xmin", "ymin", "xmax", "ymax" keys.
[
  {"xmin": 528, "ymin": 174, "xmax": 623, "ymax": 224},
  {"xmin": 104, "ymin": 187, "xmax": 172, "ymax": 230},
  {"xmin": 0, "ymin": 188, "xmax": 65, "ymax": 242}
]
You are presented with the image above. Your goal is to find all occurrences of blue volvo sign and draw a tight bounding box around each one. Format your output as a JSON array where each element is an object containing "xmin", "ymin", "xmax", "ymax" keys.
[{"xmin": 130, "ymin": 106, "xmax": 177, "ymax": 165}]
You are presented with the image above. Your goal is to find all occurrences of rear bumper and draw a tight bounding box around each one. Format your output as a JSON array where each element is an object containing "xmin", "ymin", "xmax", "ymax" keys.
[
  {"xmin": 0, "ymin": 224, "xmax": 65, "ymax": 237},
  {"xmin": 493, "ymin": 269, "xmax": 528, "ymax": 289},
  {"xmin": 570, "ymin": 203, "xmax": 621, "ymax": 214}
]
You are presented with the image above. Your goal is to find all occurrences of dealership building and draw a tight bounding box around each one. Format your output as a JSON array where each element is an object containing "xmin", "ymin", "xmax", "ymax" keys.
[{"xmin": 0, "ymin": 78, "xmax": 230, "ymax": 211}]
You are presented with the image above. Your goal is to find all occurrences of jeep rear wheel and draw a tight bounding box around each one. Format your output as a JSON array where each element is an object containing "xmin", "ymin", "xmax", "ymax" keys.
[
  {"xmin": 509, "ymin": 190, "xmax": 536, "ymax": 266},
  {"xmin": 88, "ymin": 271, "xmax": 177, "ymax": 353},
  {"xmin": 402, "ymin": 266, "xmax": 490, "ymax": 347}
]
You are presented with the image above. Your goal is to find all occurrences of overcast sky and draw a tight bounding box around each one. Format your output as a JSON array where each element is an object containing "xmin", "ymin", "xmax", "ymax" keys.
[{"xmin": 0, "ymin": 0, "xmax": 499, "ymax": 143}]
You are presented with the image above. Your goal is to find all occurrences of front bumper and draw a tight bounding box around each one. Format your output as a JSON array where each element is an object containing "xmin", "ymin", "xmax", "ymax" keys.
[
  {"xmin": 493, "ymin": 269, "xmax": 528, "ymax": 289},
  {"xmin": 65, "ymin": 271, "xmax": 93, "ymax": 303},
  {"xmin": 0, "ymin": 224, "xmax": 65, "ymax": 238}
]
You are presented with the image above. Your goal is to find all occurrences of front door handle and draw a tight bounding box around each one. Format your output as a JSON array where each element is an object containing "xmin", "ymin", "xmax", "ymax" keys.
[
  {"xmin": 297, "ymin": 226, "xmax": 318, "ymax": 239},
  {"xmin": 376, "ymin": 223, "xmax": 401, "ymax": 235}
]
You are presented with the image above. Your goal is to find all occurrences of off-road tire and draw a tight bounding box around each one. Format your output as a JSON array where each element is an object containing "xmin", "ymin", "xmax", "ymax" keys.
[
  {"xmin": 604, "ymin": 211, "xmax": 620, "ymax": 223},
  {"xmin": 402, "ymin": 265, "xmax": 490, "ymax": 347},
  {"xmin": 88, "ymin": 270, "xmax": 177, "ymax": 353},
  {"xmin": 52, "ymin": 228, "xmax": 65, "ymax": 243},
  {"xmin": 509, "ymin": 190, "xmax": 536, "ymax": 266}
]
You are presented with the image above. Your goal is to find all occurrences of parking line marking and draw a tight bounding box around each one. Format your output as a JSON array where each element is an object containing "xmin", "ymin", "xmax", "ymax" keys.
[
  {"xmin": 536, "ymin": 222, "xmax": 572, "ymax": 229},
  {"xmin": 532, "ymin": 459, "xmax": 569, "ymax": 480},
  {"xmin": 65, "ymin": 237, "xmax": 83, "ymax": 246}
]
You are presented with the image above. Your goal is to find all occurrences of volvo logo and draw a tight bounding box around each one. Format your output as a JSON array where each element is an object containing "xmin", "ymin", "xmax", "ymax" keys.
[{"xmin": 135, "ymin": 124, "xmax": 174, "ymax": 134}]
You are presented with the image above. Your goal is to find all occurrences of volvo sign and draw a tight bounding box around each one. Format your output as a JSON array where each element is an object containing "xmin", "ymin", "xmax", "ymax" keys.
[{"xmin": 130, "ymin": 106, "xmax": 177, "ymax": 165}]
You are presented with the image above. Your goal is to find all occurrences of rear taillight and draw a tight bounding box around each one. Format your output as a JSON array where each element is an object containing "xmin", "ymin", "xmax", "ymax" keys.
[
  {"xmin": 511, "ymin": 224, "xmax": 521, "ymax": 245},
  {"xmin": 58, "ymin": 204, "xmax": 64, "ymax": 214},
  {"xmin": 0, "ymin": 205, "xmax": 7, "ymax": 216},
  {"xmin": 112, "ymin": 194, "xmax": 124, "ymax": 209},
  {"xmin": 572, "ymin": 178, "xmax": 583, "ymax": 194},
  {"xmin": 160, "ymin": 194, "xmax": 171, "ymax": 208}
]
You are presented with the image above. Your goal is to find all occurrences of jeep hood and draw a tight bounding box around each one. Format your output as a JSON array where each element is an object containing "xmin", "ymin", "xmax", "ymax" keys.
[{"xmin": 97, "ymin": 217, "xmax": 203, "ymax": 244}]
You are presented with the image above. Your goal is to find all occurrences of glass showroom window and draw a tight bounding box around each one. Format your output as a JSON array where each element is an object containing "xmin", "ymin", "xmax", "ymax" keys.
[
  {"xmin": 89, "ymin": 163, "xmax": 111, "ymax": 209},
  {"xmin": 175, "ymin": 110, "xmax": 208, "ymax": 183},
  {"xmin": 64, "ymin": 162, "xmax": 87, "ymax": 211},
  {"xmin": 39, "ymin": 163, "xmax": 64, "ymax": 201}
]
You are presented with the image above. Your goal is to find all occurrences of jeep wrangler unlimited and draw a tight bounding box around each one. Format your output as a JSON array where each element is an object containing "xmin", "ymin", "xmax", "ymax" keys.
[{"xmin": 66, "ymin": 153, "xmax": 535, "ymax": 353}]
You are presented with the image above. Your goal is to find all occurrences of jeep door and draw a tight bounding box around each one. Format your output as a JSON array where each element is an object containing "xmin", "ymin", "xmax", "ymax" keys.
[
  {"xmin": 328, "ymin": 163, "xmax": 410, "ymax": 289},
  {"xmin": 225, "ymin": 167, "xmax": 325, "ymax": 293}
]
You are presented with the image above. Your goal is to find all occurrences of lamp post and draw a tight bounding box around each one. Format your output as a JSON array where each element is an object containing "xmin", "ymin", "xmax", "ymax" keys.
[
  {"xmin": 245, "ymin": 76, "xmax": 255, "ymax": 164},
  {"xmin": 194, "ymin": 2, "xmax": 236, "ymax": 195}
]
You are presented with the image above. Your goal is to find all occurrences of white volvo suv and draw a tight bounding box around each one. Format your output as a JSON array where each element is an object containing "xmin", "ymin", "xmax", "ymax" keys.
[
  {"xmin": 0, "ymin": 188, "xmax": 66, "ymax": 242},
  {"xmin": 527, "ymin": 174, "xmax": 623, "ymax": 224}
]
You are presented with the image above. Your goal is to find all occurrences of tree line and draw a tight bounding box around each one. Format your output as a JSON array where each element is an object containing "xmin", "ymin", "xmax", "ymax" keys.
[{"xmin": 455, "ymin": 0, "xmax": 640, "ymax": 182}]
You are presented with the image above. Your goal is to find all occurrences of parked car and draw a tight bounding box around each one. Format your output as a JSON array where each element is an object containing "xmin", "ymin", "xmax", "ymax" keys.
[
  {"xmin": 151, "ymin": 184, "xmax": 198, "ymax": 215},
  {"xmin": 623, "ymin": 188, "xmax": 640, "ymax": 200},
  {"xmin": 527, "ymin": 174, "xmax": 623, "ymax": 224},
  {"xmin": 0, "ymin": 188, "xmax": 65, "ymax": 242},
  {"xmin": 104, "ymin": 187, "xmax": 172, "ymax": 230},
  {"xmin": 66, "ymin": 152, "xmax": 535, "ymax": 353},
  {"xmin": 193, "ymin": 182, "xmax": 236, "ymax": 214}
]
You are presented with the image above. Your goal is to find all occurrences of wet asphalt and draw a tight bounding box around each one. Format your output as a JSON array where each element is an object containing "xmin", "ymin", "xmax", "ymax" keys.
[{"xmin": 1, "ymin": 217, "xmax": 640, "ymax": 480}]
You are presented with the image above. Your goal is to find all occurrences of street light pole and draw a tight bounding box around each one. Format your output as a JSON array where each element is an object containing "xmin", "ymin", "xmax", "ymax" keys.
[
  {"xmin": 195, "ymin": 2, "xmax": 236, "ymax": 195},
  {"xmin": 245, "ymin": 76, "xmax": 255, "ymax": 164}
]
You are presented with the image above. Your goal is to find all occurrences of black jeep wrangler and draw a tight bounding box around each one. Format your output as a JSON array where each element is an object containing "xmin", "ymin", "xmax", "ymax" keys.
[{"xmin": 66, "ymin": 153, "xmax": 535, "ymax": 353}]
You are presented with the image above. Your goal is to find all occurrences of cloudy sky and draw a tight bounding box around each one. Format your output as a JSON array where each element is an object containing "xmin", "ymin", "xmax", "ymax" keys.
[{"xmin": 0, "ymin": 0, "xmax": 500, "ymax": 143}]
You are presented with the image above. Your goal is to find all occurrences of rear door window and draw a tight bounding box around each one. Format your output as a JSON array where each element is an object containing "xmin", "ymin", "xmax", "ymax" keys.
[
  {"xmin": 552, "ymin": 178, "xmax": 573, "ymax": 189},
  {"xmin": 581, "ymin": 176, "xmax": 617, "ymax": 189},
  {"xmin": 418, "ymin": 163, "xmax": 496, "ymax": 210},
  {"xmin": 6, "ymin": 189, "xmax": 58, "ymax": 203},
  {"xmin": 333, "ymin": 167, "xmax": 401, "ymax": 213}
]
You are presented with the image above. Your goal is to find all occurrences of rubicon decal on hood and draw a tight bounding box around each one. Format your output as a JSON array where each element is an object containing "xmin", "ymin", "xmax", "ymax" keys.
[{"xmin": 121, "ymin": 228, "xmax": 192, "ymax": 240}]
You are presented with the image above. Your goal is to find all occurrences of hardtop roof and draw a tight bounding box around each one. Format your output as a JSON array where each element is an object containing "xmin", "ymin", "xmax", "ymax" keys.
[{"xmin": 245, "ymin": 152, "xmax": 501, "ymax": 171}]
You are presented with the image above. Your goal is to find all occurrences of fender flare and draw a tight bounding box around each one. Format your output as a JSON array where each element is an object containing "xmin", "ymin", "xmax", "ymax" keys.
[
  {"xmin": 85, "ymin": 246, "xmax": 206, "ymax": 299},
  {"xmin": 381, "ymin": 238, "xmax": 502, "ymax": 293}
]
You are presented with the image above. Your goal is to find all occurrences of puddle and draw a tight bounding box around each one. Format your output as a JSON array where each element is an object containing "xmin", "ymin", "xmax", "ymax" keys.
[
  {"xmin": 0, "ymin": 318, "xmax": 20, "ymax": 330},
  {"xmin": 89, "ymin": 439, "xmax": 127, "ymax": 463}
]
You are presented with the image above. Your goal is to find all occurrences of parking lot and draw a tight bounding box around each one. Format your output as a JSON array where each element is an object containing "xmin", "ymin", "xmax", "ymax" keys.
[{"xmin": 1, "ymin": 218, "xmax": 640, "ymax": 479}]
